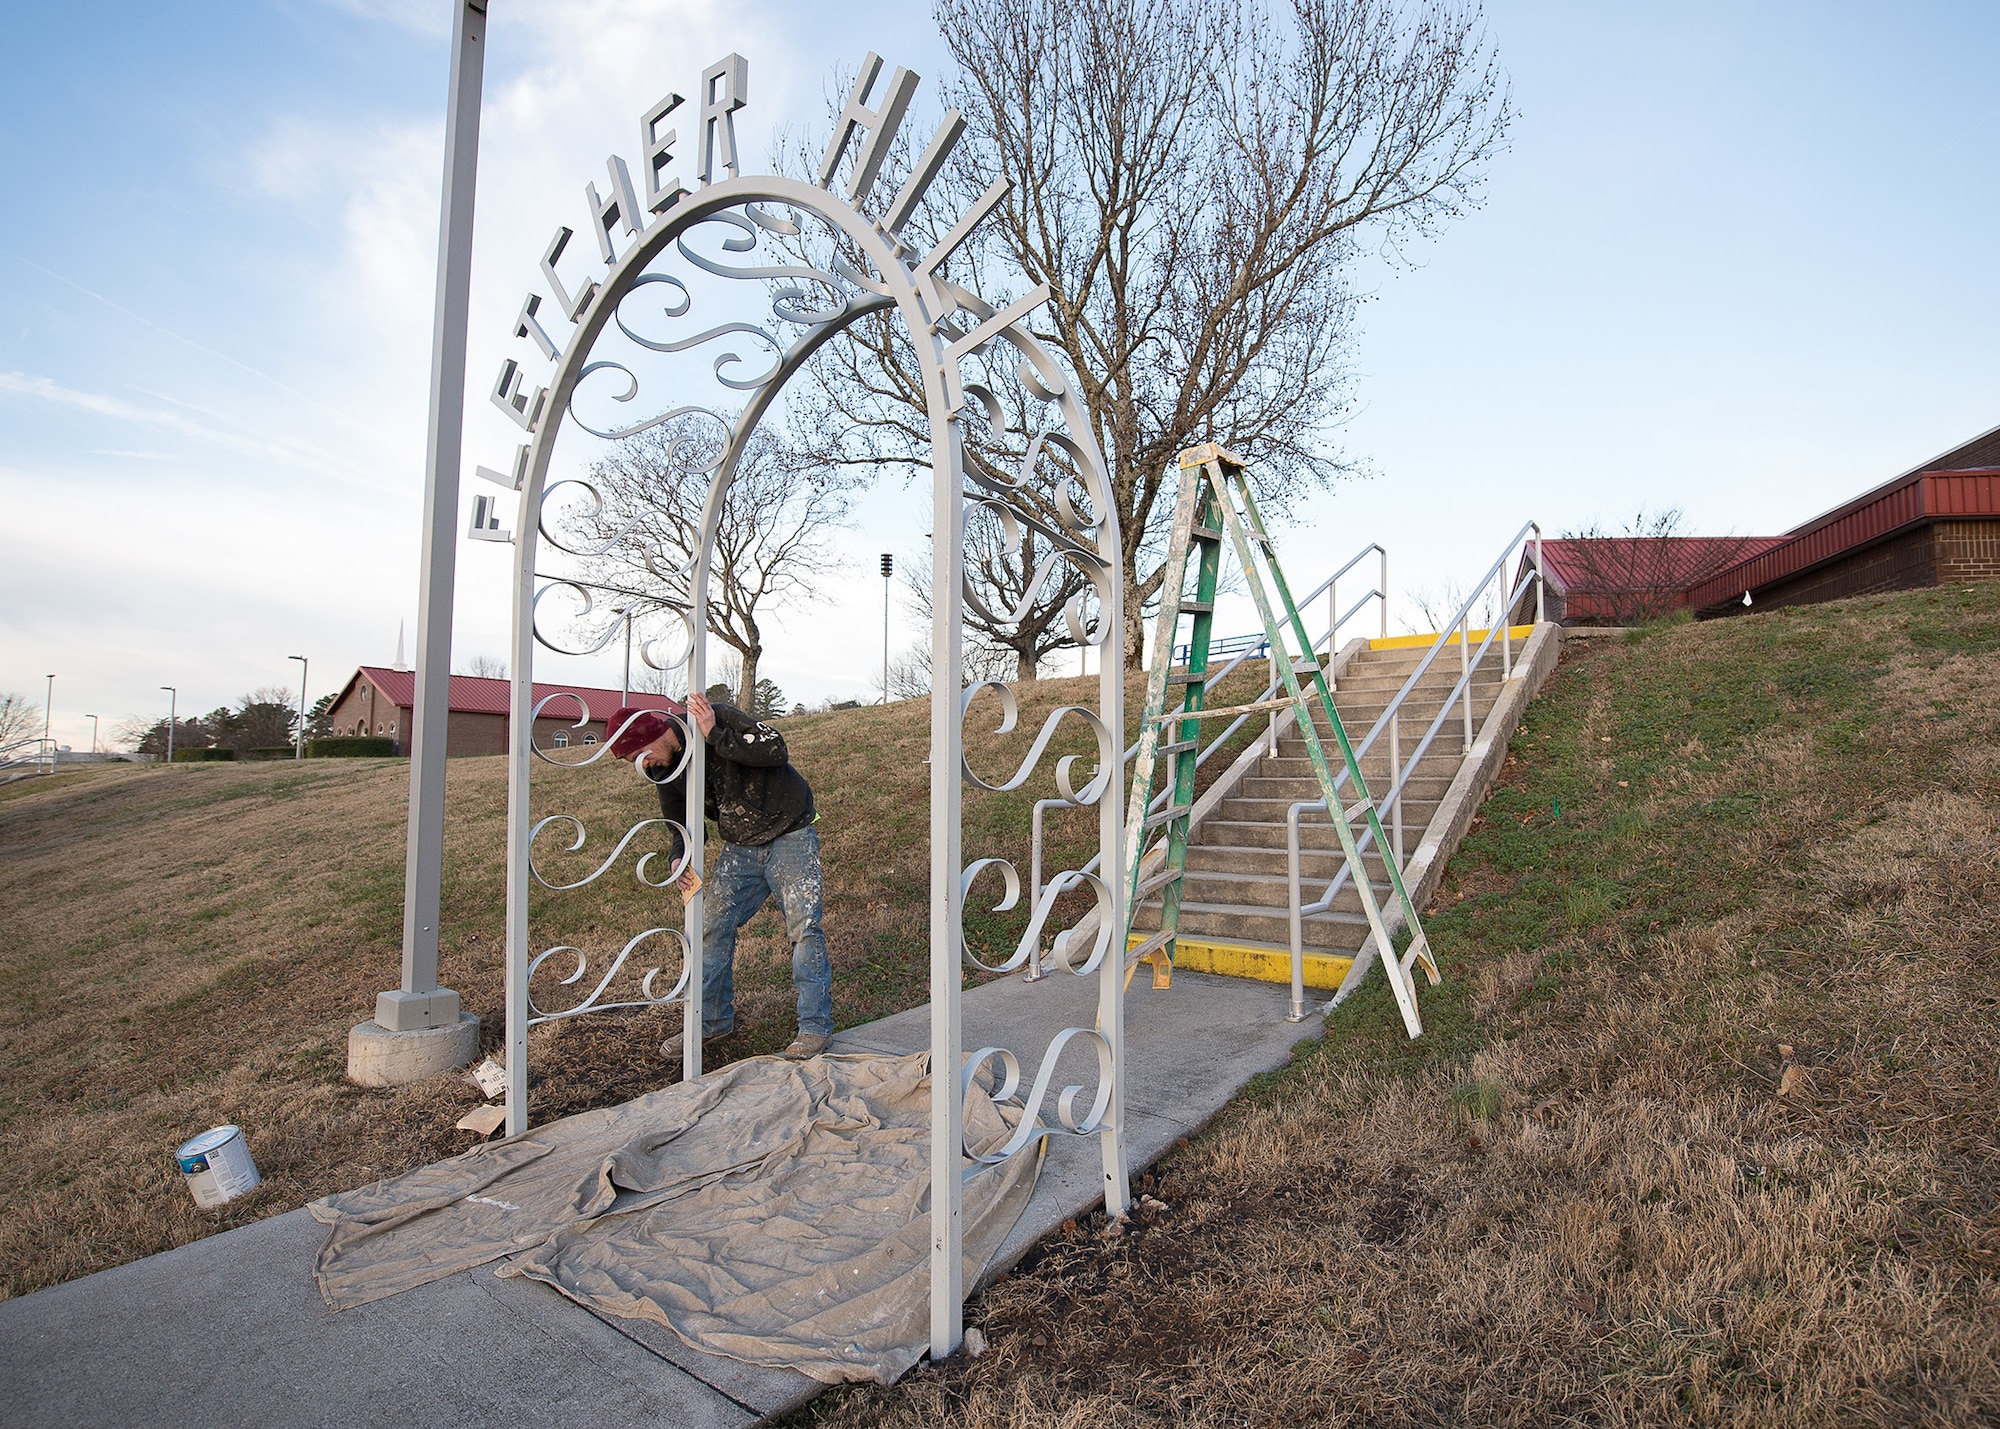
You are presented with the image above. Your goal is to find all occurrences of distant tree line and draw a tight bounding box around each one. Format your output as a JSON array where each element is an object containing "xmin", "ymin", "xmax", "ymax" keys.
[{"xmin": 121, "ymin": 687, "xmax": 333, "ymax": 756}]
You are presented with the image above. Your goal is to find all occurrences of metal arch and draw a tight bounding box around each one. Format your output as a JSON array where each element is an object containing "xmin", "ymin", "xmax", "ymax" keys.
[{"xmin": 493, "ymin": 74, "xmax": 1126, "ymax": 1363}]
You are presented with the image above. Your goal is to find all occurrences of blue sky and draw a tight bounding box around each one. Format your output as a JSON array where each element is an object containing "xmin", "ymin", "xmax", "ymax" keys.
[{"xmin": 2, "ymin": 1, "xmax": 1995, "ymax": 746}]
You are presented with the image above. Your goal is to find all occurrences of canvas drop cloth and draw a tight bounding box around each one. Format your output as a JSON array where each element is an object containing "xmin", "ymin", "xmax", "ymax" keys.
[{"xmin": 308, "ymin": 1050, "xmax": 1041, "ymax": 1384}]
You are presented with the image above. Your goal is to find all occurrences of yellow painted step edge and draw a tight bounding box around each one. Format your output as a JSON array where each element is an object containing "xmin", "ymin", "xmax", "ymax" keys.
[
  {"xmin": 1128, "ymin": 934, "xmax": 1354, "ymax": 991},
  {"xmin": 1369, "ymin": 624, "xmax": 1533, "ymax": 651}
]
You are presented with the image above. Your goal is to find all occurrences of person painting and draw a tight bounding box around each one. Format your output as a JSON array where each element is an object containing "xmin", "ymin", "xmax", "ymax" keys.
[{"xmin": 607, "ymin": 691, "xmax": 832, "ymax": 1062}]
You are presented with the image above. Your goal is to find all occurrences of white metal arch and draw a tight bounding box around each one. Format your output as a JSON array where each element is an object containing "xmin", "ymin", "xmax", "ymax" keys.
[{"xmin": 488, "ymin": 57, "xmax": 1125, "ymax": 1356}]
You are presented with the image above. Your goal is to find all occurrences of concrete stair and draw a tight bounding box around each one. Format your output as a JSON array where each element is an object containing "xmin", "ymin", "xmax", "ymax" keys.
[{"xmin": 1130, "ymin": 640, "xmax": 1509, "ymax": 976}]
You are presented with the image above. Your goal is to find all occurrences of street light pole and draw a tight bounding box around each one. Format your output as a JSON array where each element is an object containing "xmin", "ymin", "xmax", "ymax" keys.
[
  {"xmin": 42, "ymin": 675, "xmax": 53, "ymax": 773},
  {"xmin": 160, "ymin": 687, "xmax": 176, "ymax": 765},
  {"xmin": 881, "ymin": 553, "xmax": 893, "ymax": 703},
  {"xmin": 85, "ymin": 714, "xmax": 98, "ymax": 755},
  {"xmin": 288, "ymin": 655, "xmax": 309, "ymax": 760}
]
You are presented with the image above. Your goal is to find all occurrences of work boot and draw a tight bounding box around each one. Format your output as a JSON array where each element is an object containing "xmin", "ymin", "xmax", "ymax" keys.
[
  {"xmin": 782, "ymin": 1032, "xmax": 829, "ymax": 1060},
  {"xmin": 660, "ymin": 1027, "xmax": 731, "ymax": 1060}
]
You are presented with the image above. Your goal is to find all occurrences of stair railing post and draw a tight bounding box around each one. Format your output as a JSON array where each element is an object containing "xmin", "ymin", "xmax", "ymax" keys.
[
  {"xmin": 1379, "ymin": 545, "xmax": 1389, "ymax": 640},
  {"xmin": 1502, "ymin": 591, "xmax": 1513, "ymax": 680},
  {"xmin": 1267, "ymin": 637, "xmax": 1279, "ymax": 756},
  {"xmin": 1459, "ymin": 613, "xmax": 1473, "ymax": 755},
  {"xmin": 1390, "ymin": 711, "xmax": 1404, "ymax": 871},
  {"xmin": 1534, "ymin": 524, "xmax": 1546, "ymax": 624},
  {"xmin": 1025, "ymin": 799, "xmax": 1050, "ymax": 981},
  {"xmin": 1286, "ymin": 803, "xmax": 1307, "ymax": 1023}
]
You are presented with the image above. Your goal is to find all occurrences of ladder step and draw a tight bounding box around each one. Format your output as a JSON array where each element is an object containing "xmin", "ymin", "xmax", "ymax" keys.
[
  {"xmin": 1126, "ymin": 928, "xmax": 1175, "ymax": 963},
  {"xmin": 1191, "ymin": 525, "xmax": 1224, "ymax": 542},
  {"xmin": 1165, "ymin": 671, "xmax": 1205, "ymax": 685},
  {"xmin": 1136, "ymin": 867, "xmax": 1182, "ymax": 899},
  {"xmin": 1180, "ymin": 600, "xmax": 1214, "ymax": 614},
  {"xmin": 1156, "ymin": 740, "xmax": 1197, "ymax": 757},
  {"xmin": 1145, "ymin": 804, "xmax": 1193, "ymax": 829}
]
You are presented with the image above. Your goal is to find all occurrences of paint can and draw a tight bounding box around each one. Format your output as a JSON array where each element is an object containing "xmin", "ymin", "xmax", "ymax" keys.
[{"xmin": 176, "ymin": 1125, "xmax": 260, "ymax": 1208}]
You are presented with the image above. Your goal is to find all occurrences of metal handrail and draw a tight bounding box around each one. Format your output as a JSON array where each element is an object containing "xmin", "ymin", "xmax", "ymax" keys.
[
  {"xmin": 1283, "ymin": 522, "xmax": 1544, "ymax": 1010},
  {"xmin": 1290, "ymin": 564, "xmax": 1542, "ymax": 909},
  {"xmin": 1028, "ymin": 540, "xmax": 1390, "ymax": 932},
  {"xmin": 0, "ymin": 737, "xmax": 57, "ymax": 773}
]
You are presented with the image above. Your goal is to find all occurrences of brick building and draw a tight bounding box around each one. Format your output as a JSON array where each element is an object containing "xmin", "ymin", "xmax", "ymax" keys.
[
  {"xmin": 1685, "ymin": 423, "xmax": 2000, "ymax": 615},
  {"xmin": 1514, "ymin": 422, "xmax": 2000, "ymax": 626},
  {"xmin": 324, "ymin": 668, "xmax": 681, "ymax": 756}
]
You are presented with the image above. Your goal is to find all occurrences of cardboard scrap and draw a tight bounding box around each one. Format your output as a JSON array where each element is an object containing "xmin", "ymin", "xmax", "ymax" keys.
[{"xmin": 456, "ymin": 1103, "xmax": 509, "ymax": 1136}]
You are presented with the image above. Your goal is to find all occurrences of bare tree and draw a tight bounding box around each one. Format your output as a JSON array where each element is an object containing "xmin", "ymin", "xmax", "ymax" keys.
[
  {"xmin": 878, "ymin": 646, "xmax": 937, "ymax": 701},
  {"xmin": 870, "ymin": 629, "xmax": 1015, "ymax": 701},
  {"xmin": 1553, "ymin": 509, "xmax": 1763, "ymax": 626},
  {"xmin": 0, "ymin": 692, "xmax": 37, "ymax": 746},
  {"xmin": 792, "ymin": 0, "xmax": 1510, "ymax": 666},
  {"xmin": 459, "ymin": 654, "xmax": 507, "ymax": 679},
  {"xmin": 574, "ymin": 420, "xmax": 856, "ymax": 708},
  {"xmin": 880, "ymin": 490, "xmax": 1091, "ymax": 682},
  {"xmin": 1403, "ymin": 578, "xmax": 1497, "ymax": 636},
  {"xmin": 630, "ymin": 661, "xmax": 687, "ymax": 699}
]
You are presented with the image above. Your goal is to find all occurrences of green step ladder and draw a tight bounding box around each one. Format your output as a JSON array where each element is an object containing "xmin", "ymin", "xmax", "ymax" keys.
[{"xmin": 1120, "ymin": 443, "xmax": 1439, "ymax": 1036}]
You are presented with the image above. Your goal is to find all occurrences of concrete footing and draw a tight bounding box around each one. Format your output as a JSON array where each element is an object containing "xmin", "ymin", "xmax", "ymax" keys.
[{"xmin": 346, "ymin": 1013, "xmax": 481, "ymax": 1087}]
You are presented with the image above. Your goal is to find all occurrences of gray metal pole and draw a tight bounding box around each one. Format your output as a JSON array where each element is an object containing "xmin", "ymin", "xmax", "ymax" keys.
[
  {"xmin": 85, "ymin": 714, "xmax": 98, "ymax": 755},
  {"xmin": 42, "ymin": 675, "xmax": 53, "ymax": 773},
  {"xmin": 161, "ymin": 687, "xmax": 175, "ymax": 765},
  {"xmin": 621, "ymin": 610, "xmax": 632, "ymax": 703},
  {"xmin": 289, "ymin": 655, "xmax": 309, "ymax": 759},
  {"xmin": 382, "ymin": 0, "xmax": 486, "ymax": 1035}
]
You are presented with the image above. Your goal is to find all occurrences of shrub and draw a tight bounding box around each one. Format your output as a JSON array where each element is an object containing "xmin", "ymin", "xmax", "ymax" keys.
[
  {"xmin": 242, "ymin": 747, "xmax": 298, "ymax": 761},
  {"xmin": 306, "ymin": 737, "xmax": 399, "ymax": 759},
  {"xmin": 171, "ymin": 747, "xmax": 236, "ymax": 763}
]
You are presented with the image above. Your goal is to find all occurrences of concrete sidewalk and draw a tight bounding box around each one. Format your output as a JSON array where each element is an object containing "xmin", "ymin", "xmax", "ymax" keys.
[{"xmin": 0, "ymin": 969, "xmax": 1319, "ymax": 1428}]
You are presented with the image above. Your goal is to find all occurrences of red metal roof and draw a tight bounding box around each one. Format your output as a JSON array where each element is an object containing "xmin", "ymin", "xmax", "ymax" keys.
[
  {"xmin": 1536, "ymin": 537, "xmax": 1786, "ymax": 596},
  {"xmin": 353, "ymin": 667, "xmax": 682, "ymax": 722}
]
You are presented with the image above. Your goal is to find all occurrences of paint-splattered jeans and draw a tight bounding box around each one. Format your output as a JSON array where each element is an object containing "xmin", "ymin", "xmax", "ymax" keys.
[{"xmin": 700, "ymin": 823, "xmax": 833, "ymax": 1038}]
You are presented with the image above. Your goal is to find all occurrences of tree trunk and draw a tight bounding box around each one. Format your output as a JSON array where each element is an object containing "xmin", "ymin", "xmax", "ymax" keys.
[
  {"xmin": 1015, "ymin": 647, "xmax": 1037, "ymax": 683},
  {"xmin": 1123, "ymin": 569, "xmax": 1148, "ymax": 670},
  {"xmin": 737, "ymin": 646, "xmax": 760, "ymax": 711}
]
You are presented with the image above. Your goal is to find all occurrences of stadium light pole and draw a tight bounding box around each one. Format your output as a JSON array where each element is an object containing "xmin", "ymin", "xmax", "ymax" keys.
[
  {"xmin": 160, "ymin": 687, "xmax": 176, "ymax": 765},
  {"xmin": 288, "ymin": 655, "xmax": 309, "ymax": 760},
  {"xmin": 42, "ymin": 675, "xmax": 53, "ymax": 773},
  {"xmin": 616, "ymin": 607, "xmax": 633, "ymax": 703},
  {"xmin": 84, "ymin": 714, "xmax": 98, "ymax": 755},
  {"xmin": 881, "ymin": 553, "xmax": 893, "ymax": 703}
]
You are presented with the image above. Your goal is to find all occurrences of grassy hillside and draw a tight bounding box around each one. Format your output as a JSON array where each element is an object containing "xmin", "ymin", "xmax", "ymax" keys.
[
  {"xmin": 802, "ymin": 582, "xmax": 2000, "ymax": 1428},
  {"xmin": 0, "ymin": 665, "xmax": 1272, "ymax": 1299}
]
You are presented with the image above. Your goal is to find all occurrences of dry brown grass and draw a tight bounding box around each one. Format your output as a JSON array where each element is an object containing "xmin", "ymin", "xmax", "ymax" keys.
[
  {"xmin": 801, "ymin": 583, "xmax": 2000, "ymax": 1427},
  {"xmin": 0, "ymin": 667, "xmax": 1271, "ymax": 1300}
]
